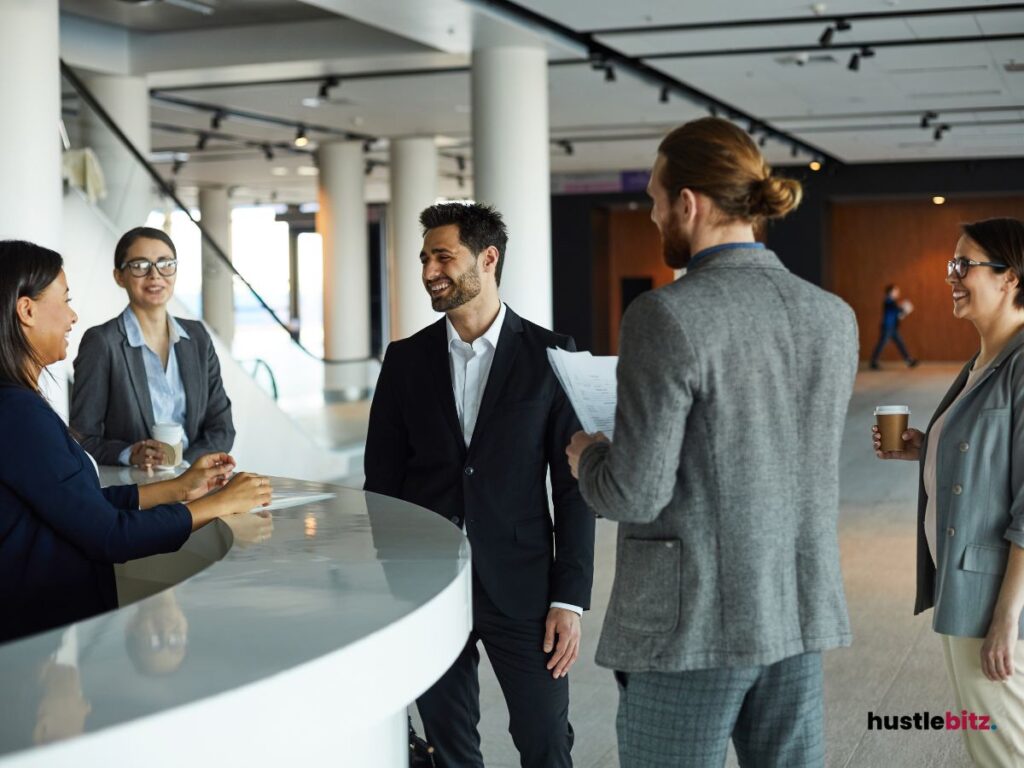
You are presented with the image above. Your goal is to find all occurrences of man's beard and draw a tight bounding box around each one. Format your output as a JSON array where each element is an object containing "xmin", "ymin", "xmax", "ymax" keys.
[
  {"xmin": 427, "ymin": 263, "xmax": 482, "ymax": 311},
  {"xmin": 662, "ymin": 211, "xmax": 691, "ymax": 270}
]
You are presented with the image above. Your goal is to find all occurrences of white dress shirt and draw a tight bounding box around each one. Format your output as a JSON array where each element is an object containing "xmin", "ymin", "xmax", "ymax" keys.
[{"xmin": 446, "ymin": 303, "xmax": 581, "ymax": 617}]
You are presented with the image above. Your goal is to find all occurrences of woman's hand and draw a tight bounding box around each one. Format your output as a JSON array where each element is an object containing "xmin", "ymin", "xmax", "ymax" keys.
[
  {"xmin": 186, "ymin": 472, "xmax": 272, "ymax": 529},
  {"xmin": 176, "ymin": 453, "xmax": 236, "ymax": 502},
  {"xmin": 129, "ymin": 439, "xmax": 165, "ymax": 468},
  {"xmin": 982, "ymin": 616, "xmax": 1020, "ymax": 681},
  {"xmin": 872, "ymin": 426, "xmax": 924, "ymax": 461}
]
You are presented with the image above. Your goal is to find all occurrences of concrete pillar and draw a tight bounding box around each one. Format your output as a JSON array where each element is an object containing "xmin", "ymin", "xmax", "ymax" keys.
[
  {"xmin": 287, "ymin": 226, "xmax": 301, "ymax": 338},
  {"xmin": 78, "ymin": 71, "xmax": 153, "ymax": 230},
  {"xmin": 317, "ymin": 141, "xmax": 369, "ymax": 399},
  {"xmin": 0, "ymin": 0, "xmax": 65, "ymax": 416},
  {"xmin": 471, "ymin": 45, "xmax": 552, "ymax": 328},
  {"xmin": 389, "ymin": 136, "xmax": 440, "ymax": 340},
  {"xmin": 198, "ymin": 186, "xmax": 234, "ymax": 346}
]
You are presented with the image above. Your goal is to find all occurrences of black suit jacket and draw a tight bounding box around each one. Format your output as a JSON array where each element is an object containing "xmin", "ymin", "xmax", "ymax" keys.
[
  {"xmin": 364, "ymin": 306, "xmax": 595, "ymax": 620},
  {"xmin": 70, "ymin": 312, "xmax": 235, "ymax": 465}
]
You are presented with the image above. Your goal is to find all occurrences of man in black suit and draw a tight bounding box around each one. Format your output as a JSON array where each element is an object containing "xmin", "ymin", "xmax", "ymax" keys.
[{"xmin": 364, "ymin": 202, "xmax": 595, "ymax": 767}]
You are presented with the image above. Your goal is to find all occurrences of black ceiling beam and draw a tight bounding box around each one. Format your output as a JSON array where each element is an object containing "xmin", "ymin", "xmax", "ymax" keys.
[
  {"xmin": 464, "ymin": 0, "xmax": 838, "ymax": 164},
  {"xmin": 641, "ymin": 32, "xmax": 1024, "ymax": 61},
  {"xmin": 584, "ymin": 3, "xmax": 1024, "ymax": 36},
  {"xmin": 151, "ymin": 121, "xmax": 314, "ymax": 156},
  {"xmin": 783, "ymin": 118, "xmax": 1024, "ymax": 134},
  {"xmin": 150, "ymin": 66, "xmax": 470, "ymax": 94},
  {"xmin": 767, "ymin": 104, "xmax": 1024, "ymax": 122}
]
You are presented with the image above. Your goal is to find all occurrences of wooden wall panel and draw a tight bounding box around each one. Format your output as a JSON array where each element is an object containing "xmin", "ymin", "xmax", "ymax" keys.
[
  {"xmin": 829, "ymin": 198, "xmax": 1024, "ymax": 362},
  {"xmin": 606, "ymin": 209, "xmax": 675, "ymax": 353}
]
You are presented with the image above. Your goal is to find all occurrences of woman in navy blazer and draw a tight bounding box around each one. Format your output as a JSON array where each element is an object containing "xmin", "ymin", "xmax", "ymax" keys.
[{"xmin": 0, "ymin": 240, "xmax": 271, "ymax": 645}]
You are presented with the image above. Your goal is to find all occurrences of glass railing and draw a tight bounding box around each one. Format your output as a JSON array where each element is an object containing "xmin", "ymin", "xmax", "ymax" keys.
[{"xmin": 59, "ymin": 61, "xmax": 380, "ymax": 412}]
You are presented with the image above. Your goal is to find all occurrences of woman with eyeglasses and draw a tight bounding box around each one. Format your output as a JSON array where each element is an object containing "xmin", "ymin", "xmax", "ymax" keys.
[
  {"xmin": 71, "ymin": 227, "xmax": 235, "ymax": 468},
  {"xmin": 0, "ymin": 240, "xmax": 271, "ymax": 644},
  {"xmin": 873, "ymin": 217, "xmax": 1024, "ymax": 765}
]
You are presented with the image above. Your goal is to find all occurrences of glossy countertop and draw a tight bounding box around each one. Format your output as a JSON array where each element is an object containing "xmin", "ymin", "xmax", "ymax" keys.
[{"xmin": 0, "ymin": 473, "xmax": 472, "ymax": 763}]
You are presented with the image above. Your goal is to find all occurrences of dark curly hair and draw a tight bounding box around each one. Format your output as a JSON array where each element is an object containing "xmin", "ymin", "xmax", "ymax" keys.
[{"xmin": 419, "ymin": 202, "xmax": 509, "ymax": 286}]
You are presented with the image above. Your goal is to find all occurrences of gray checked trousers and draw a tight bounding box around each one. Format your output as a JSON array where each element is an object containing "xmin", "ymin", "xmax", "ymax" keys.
[{"xmin": 615, "ymin": 651, "xmax": 824, "ymax": 768}]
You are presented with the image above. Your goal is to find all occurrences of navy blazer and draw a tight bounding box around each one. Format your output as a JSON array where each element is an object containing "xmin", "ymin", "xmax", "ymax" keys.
[
  {"xmin": 70, "ymin": 312, "xmax": 235, "ymax": 465},
  {"xmin": 364, "ymin": 306, "xmax": 595, "ymax": 620},
  {"xmin": 0, "ymin": 384, "xmax": 192, "ymax": 644}
]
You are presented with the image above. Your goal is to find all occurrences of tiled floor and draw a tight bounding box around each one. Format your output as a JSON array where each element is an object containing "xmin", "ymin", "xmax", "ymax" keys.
[{"xmin": 338, "ymin": 364, "xmax": 977, "ymax": 767}]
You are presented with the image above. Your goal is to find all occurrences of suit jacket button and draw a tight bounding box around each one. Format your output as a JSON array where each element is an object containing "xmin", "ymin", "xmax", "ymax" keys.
[
  {"xmin": 948, "ymin": 527, "xmax": 955, "ymax": 537},
  {"xmin": 450, "ymin": 515, "xmax": 461, "ymax": 525},
  {"xmin": 464, "ymin": 466, "xmax": 474, "ymax": 476},
  {"xmin": 952, "ymin": 484, "xmax": 963, "ymax": 495},
  {"xmin": 959, "ymin": 442, "xmax": 969, "ymax": 452}
]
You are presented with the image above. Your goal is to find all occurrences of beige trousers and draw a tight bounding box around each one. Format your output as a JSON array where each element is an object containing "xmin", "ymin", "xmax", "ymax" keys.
[{"xmin": 941, "ymin": 634, "xmax": 1024, "ymax": 767}]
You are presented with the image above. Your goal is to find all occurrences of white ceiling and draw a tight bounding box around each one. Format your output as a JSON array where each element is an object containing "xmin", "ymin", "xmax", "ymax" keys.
[{"xmin": 59, "ymin": 0, "xmax": 1024, "ymax": 205}]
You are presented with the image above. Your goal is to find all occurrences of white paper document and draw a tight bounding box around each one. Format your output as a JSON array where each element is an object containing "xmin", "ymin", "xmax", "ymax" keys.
[
  {"xmin": 250, "ymin": 491, "xmax": 336, "ymax": 514},
  {"xmin": 546, "ymin": 348, "xmax": 618, "ymax": 439}
]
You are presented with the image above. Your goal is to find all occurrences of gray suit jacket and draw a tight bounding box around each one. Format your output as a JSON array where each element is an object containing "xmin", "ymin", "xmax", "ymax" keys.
[
  {"xmin": 915, "ymin": 329, "xmax": 1024, "ymax": 637},
  {"xmin": 70, "ymin": 313, "xmax": 235, "ymax": 465},
  {"xmin": 578, "ymin": 245, "xmax": 859, "ymax": 672}
]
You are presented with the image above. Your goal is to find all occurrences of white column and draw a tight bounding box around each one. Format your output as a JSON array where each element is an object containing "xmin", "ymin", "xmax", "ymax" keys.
[
  {"xmin": 78, "ymin": 71, "xmax": 154, "ymax": 230},
  {"xmin": 0, "ymin": 0, "xmax": 65, "ymax": 417},
  {"xmin": 198, "ymin": 186, "xmax": 234, "ymax": 346},
  {"xmin": 317, "ymin": 141, "xmax": 369, "ymax": 399},
  {"xmin": 471, "ymin": 45, "xmax": 552, "ymax": 328},
  {"xmin": 389, "ymin": 136, "xmax": 440, "ymax": 340}
]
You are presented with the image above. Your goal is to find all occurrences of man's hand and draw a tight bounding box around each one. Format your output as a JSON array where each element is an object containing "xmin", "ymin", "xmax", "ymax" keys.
[
  {"xmin": 544, "ymin": 607, "xmax": 581, "ymax": 679},
  {"xmin": 565, "ymin": 431, "xmax": 609, "ymax": 479},
  {"xmin": 129, "ymin": 439, "xmax": 165, "ymax": 468}
]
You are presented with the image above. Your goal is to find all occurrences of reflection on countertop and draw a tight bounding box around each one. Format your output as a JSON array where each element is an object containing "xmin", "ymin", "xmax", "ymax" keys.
[{"xmin": 0, "ymin": 476, "xmax": 469, "ymax": 759}]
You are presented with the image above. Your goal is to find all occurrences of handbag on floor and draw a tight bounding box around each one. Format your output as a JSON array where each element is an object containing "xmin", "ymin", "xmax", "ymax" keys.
[{"xmin": 409, "ymin": 716, "xmax": 436, "ymax": 767}]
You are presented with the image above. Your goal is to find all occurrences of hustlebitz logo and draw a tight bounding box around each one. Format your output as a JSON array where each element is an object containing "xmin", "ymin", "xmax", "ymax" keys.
[{"xmin": 868, "ymin": 711, "xmax": 996, "ymax": 732}]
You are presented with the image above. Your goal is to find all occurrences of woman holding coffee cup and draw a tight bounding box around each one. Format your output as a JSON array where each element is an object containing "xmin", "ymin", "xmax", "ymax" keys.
[
  {"xmin": 70, "ymin": 227, "xmax": 234, "ymax": 469},
  {"xmin": 873, "ymin": 218, "xmax": 1024, "ymax": 765},
  {"xmin": 0, "ymin": 240, "xmax": 272, "ymax": 644}
]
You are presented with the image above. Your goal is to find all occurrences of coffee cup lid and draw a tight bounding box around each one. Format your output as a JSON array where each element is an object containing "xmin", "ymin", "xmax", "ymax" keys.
[{"xmin": 874, "ymin": 405, "xmax": 910, "ymax": 415}]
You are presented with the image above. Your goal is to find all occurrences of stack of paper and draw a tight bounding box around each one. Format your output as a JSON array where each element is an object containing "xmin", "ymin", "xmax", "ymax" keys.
[
  {"xmin": 546, "ymin": 348, "xmax": 618, "ymax": 439},
  {"xmin": 250, "ymin": 491, "xmax": 336, "ymax": 514}
]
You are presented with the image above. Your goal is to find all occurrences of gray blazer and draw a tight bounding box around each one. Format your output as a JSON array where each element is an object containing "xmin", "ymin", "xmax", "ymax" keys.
[
  {"xmin": 915, "ymin": 329, "xmax": 1024, "ymax": 638},
  {"xmin": 70, "ymin": 313, "xmax": 235, "ymax": 465},
  {"xmin": 578, "ymin": 245, "xmax": 859, "ymax": 672}
]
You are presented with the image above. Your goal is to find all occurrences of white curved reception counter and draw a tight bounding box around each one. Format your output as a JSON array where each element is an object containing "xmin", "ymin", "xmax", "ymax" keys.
[{"xmin": 0, "ymin": 475, "xmax": 472, "ymax": 767}]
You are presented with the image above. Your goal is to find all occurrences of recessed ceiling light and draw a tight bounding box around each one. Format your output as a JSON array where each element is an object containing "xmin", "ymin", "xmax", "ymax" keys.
[
  {"xmin": 809, "ymin": 160, "xmax": 822, "ymax": 171},
  {"xmin": 297, "ymin": 166, "xmax": 319, "ymax": 177},
  {"xmin": 271, "ymin": 166, "xmax": 289, "ymax": 176},
  {"xmin": 932, "ymin": 195, "xmax": 946, "ymax": 205},
  {"xmin": 301, "ymin": 97, "xmax": 321, "ymax": 108}
]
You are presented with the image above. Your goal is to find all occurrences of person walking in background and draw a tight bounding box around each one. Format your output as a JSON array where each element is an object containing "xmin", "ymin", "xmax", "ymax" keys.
[
  {"xmin": 566, "ymin": 117, "xmax": 859, "ymax": 768},
  {"xmin": 873, "ymin": 218, "xmax": 1024, "ymax": 766},
  {"xmin": 869, "ymin": 283, "xmax": 918, "ymax": 369},
  {"xmin": 71, "ymin": 227, "xmax": 234, "ymax": 468}
]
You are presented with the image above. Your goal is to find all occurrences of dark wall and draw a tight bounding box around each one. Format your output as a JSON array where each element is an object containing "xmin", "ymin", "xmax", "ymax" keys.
[{"xmin": 552, "ymin": 157, "xmax": 1024, "ymax": 352}]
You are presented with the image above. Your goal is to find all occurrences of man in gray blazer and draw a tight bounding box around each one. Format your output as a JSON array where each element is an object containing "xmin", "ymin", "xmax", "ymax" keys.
[{"xmin": 567, "ymin": 118, "xmax": 859, "ymax": 767}]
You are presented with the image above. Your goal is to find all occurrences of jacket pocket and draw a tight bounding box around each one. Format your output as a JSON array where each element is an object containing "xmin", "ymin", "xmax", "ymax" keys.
[
  {"xmin": 611, "ymin": 538, "xmax": 681, "ymax": 634},
  {"xmin": 961, "ymin": 543, "xmax": 1010, "ymax": 575}
]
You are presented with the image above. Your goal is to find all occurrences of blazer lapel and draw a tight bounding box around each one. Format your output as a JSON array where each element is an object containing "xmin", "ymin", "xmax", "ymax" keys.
[
  {"xmin": 174, "ymin": 322, "xmax": 202, "ymax": 438},
  {"xmin": 425, "ymin": 319, "xmax": 465, "ymax": 452},
  {"xmin": 122, "ymin": 339, "xmax": 156, "ymax": 431},
  {"xmin": 470, "ymin": 308, "xmax": 522, "ymax": 452}
]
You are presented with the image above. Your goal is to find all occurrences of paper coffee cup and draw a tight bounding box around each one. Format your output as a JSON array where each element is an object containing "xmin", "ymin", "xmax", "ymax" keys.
[
  {"xmin": 151, "ymin": 423, "xmax": 184, "ymax": 468},
  {"xmin": 874, "ymin": 406, "xmax": 910, "ymax": 452}
]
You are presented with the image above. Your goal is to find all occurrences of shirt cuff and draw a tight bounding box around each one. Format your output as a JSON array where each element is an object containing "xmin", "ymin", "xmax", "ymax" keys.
[
  {"xmin": 118, "ymin": 446, "xmax": 132, "ymax": 466},
  {"xmin": 550, "ymin": 602, "xmax": 583, "ymax": 616}
]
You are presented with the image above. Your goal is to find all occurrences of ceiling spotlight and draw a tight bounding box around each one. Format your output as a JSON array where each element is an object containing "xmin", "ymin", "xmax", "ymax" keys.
[
  {"xmin": 933, "ymin": 124, "xmax": 951, "ymax": 141},
  {"xmin": 262, "ymin": 144, "xmax": 274, "ymax": 160},
  {"xmin": 196, "ymin": 133, "xmax": 209, "ymax": 150},
  {"xmin": 317, "ymin": 77, "xmax": 339, "ymax": 101},
  {"xmin": 836, "ymin": 19, "xmax": 852, "ymax": 32},
  {"xmin": 818, "ymin": 25, "xmax": 835, "ymax": 47},
  {"xmin": 920, "ymin": 111, "xmax": 938, "ymax": 129},
  {"xmin": 604, "ymin": 65, "xmax": 616, "ymax": 82},
  {"xmin": 294, "ymin": 125, "xmax": 309, "ymax": 148},
  {"xmin": 758, "ymin": 134, "xmax": 768, "ymax": 147},
  {"xmin": 210, "ymin": 110, "xmax": 224, "ymax": 130},
  {"xmin": 364, "ymin": 160, "xmax": 375, "ymax": 176},
  {"xmin": 861, "ymin": 46, "xmax": 876, "ymax": 59},
  {"xmin": 848, "ymin": 52, "xmax": 861, "ymax": 71},
  {"xmin": 659, "ymin": 86, "xmax": 670, "ymax": 104},
  {"xmin": 747, "ymin": 119, "xmax": 758, "ymax": 135},
  {"xmin": 559, "ymin": 140, "xmax": 574, "ymax": 156},
  {"xmin": 809, "ymin": 160, "xmax": 822, "ymax": 172},
  {"xmin": 709, "ymin": 105, "xmax": 719, "ymax": 118},
  {"xmin": 172, "ymin": 158, "xmax": 186, "ymax": 175},
  {"xmin": 456, "ymin": 155, "xmax": 466, "ymax": 172},
  {"xmin": 933, "ymin": 195, "xmax": 946, "ymax": 205}
]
